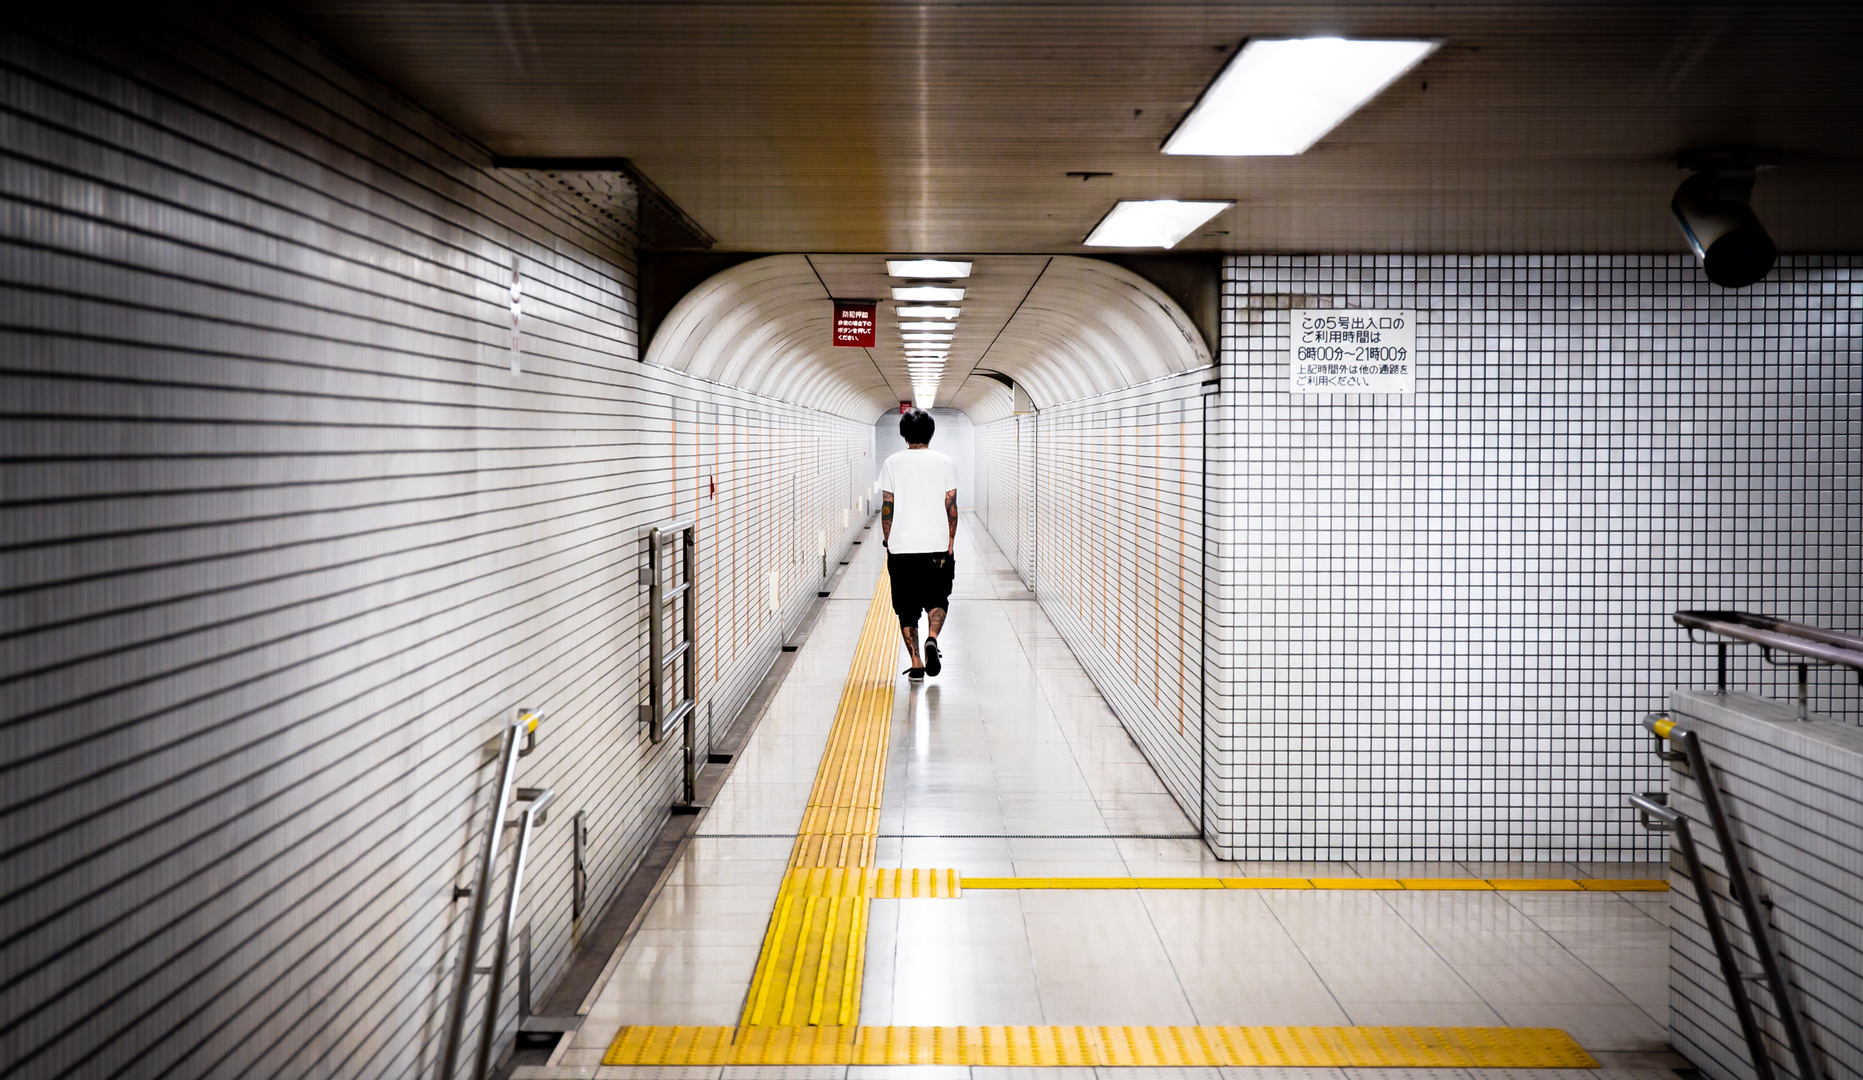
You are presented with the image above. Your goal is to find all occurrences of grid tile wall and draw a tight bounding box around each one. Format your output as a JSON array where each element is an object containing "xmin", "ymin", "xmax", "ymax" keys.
[
  {"xmin": 975, "ymin": 371, "xmax": 1211, "ymax": 827},
  {"xmin": 0, "ymin": 10, "xmax": 874, "ymax": 1080},
  {"xmin": 1211, "ymin": 254, "xmax": 1863, "ymax": 861}
]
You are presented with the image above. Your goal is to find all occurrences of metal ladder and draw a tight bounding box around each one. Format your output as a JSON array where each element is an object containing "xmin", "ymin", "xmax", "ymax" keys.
[
  {"xmin": 438, "ymin": 710, "xmax": 561, "ymax": 1080},
  {"xmin": 643, "ymin": 517, "xmax": 701, "ymax": 808},
  {"xmin": 1632, "ymin": 712, "xmax": 1823, "ymax": 1080}
]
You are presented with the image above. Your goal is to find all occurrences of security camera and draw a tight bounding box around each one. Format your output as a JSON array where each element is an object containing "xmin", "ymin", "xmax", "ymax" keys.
[{"xmin": 1671, "ymin": 166, "xmax": 1776, "ymax": 288}]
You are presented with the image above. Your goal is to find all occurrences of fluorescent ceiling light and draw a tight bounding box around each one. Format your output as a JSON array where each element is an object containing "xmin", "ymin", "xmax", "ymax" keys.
[
  {"xmin": 893, "ymin": 286, "xmax": 965, "ymax": 302},
  {"xmin": 1163, "ymin": 37, "xmax": 1439, "ymax": 156},
  {"xmin": 1084, "ymin": 200, "xmax": 1232, "ymax": 248},
  {"xmin": 902, "ymin": 333, "xmax": 952, "ymax": 342},
  {"xmin": 899, "ymin": 321, "xmax": 958, "ymax": 331},
  {"xmin": 888, "ymin": 259, "xmax": 972, "ymax": 279},
  {"xmin": 896, "ymin": 306, "xmax": 960, "ymax": 319}
]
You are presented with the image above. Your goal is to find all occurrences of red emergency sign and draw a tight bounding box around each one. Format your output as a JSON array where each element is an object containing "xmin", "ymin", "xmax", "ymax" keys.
[{"xmin": 833, "ymin": 301, "xmax": 877, "ymax": 348}]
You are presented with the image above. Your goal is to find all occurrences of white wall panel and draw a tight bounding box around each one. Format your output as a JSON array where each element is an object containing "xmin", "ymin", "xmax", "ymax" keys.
[
  {"xmin": 975, "ymin": 372, "xmax": 1212, "ymax": 829},
  {"xmin": 0, "ymin": 10, "xmax": 874, "ymax": 1080},
  {"xmin": 974, "ymin": 415, "xmax": 1033, "ymax": 582}
]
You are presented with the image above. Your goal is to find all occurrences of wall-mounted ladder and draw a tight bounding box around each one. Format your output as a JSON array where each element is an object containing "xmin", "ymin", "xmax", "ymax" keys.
[{"xmin": 643, "ymin": 517, "xmax": 701, "ymax": 807}]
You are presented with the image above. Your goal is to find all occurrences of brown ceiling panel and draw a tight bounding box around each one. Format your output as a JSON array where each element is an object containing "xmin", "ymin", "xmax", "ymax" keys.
[{"xmin": 270, "ymin": 2, "xmax": 1863, "ymax": 254}]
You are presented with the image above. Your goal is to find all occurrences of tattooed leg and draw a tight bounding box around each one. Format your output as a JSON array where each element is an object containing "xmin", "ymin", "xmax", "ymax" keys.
[
  {"xmin": 927, "ymin": 607, "xmax": 946, "ymax": 640},
  {"xmin": 901, "ymin": 623, "xmax": 922, "ymax": 667}
]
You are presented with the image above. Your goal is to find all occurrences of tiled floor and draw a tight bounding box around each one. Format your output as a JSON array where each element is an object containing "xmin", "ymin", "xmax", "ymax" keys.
[{"xmin": 523, "ymin": 517, "xmax": 1675, "ymax": 1080}]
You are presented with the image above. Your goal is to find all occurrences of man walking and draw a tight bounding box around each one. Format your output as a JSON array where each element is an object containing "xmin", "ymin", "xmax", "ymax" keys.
[{"xmin": 879, "ymin": 408, "xmax": 958, "ymax": 683}]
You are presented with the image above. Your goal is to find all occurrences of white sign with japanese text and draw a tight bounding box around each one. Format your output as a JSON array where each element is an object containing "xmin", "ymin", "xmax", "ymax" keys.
[{"xmin": 1290, "ymin": 309, "xmax": 1417, "ymax": 394}]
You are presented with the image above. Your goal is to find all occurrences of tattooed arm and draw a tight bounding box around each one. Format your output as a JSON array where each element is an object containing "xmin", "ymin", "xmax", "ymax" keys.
[
  {"xmin": 881, "ymin": 491, "xmax": 893, "ymax": 547},
  {"xmin": 945, "ymin": 489, "xmax": 958, "ymax": 554}
]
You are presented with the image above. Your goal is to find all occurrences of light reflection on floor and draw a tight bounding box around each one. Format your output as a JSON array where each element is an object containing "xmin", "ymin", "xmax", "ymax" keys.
[{"xmin": 528, "ymin": 517, "xmax": 1673, "ymax": 1080}]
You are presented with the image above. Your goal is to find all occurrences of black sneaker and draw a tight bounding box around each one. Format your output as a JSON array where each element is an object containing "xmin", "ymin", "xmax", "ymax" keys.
[
  {"xmin": 903, "ymin": 666, "xmax": 925, "ymax": 682},
  {"xmin": 923, "ymin": 639, "xmax": 941, "ymax": 677}
]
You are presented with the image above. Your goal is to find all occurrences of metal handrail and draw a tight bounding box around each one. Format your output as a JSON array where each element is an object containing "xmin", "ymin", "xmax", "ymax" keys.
[
  {"xmin": 1642, "ymin": 713, "xmax": 1824, "ymax": 1080},
  {"xmin": 1628, "ymin": 791, "xmax": 1774, "ymax": 1080},
  {"xmin": 437, "ymin": 710, "xmax": 544, "ymax": 1080},
  {"xmin": 1675, "ymin": 610, "xmax": 1863, "ymax": 719},
  {"xmin": 470, "ymin": 785, "xmax": 555, "ymax": 1079},
  {"xmin": 1675, "ymin": 610, "xmax": 1863, "ymax": 662}
]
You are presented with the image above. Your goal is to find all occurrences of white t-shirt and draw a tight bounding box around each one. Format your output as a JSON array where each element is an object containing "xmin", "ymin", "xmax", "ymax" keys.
[{"xmin": 878, "ymin": 448, "xmax": 958, "ymax": 554}]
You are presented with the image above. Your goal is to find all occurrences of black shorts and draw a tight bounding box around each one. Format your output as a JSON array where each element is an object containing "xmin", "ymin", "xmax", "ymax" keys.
[{"xmin": 887, "ymin": 552, "xmax": 954, "ymax": 626}]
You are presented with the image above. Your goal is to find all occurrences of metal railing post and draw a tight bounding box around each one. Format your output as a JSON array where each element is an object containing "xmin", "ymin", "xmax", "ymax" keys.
[
  {"xmin": 1629, "ymin": 792, "xmax": 1775, "ymax": 1080},
  {"xmin": 472, "ymin": 786, "xmax": 555, "ymax": 1080},
  {"xmin": 1644, "ymin": 713, "xmax": 1826, "ymax": 1080},
  {"xmin": 438, "ymin": 710, "xmax": 537, "ymax": 1080},
  {"xmin": 681, "ymin": 525, "xmax": 699, "ymax": 803}
]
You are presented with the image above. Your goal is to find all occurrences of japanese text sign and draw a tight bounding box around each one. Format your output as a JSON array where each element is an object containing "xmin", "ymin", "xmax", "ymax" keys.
[
  {"xmin": 833, "ymin": 301, "xmax": 877, "ymax": 348},
  {"xmin": 1290, "ymin": 309, "xmax": 1417, "ymax": 394}
]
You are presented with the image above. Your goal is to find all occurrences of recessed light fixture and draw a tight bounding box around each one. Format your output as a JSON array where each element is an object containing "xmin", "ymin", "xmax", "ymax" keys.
[
  {"xmin": 896, "ymin": 306, "xmax": 960, "ymax": 319},
  {"xmin": 899, "ymin": 321, "xmax": 959, "ymax": 332},
  {"xmin": 1084, "ymin": 200, "xmax": 1233, "ymax": 248},
  {"xmin": 893, "ymin": 286, "xmax": 965, "ymax": 302},
  {"xmin": 1163, "ymin": 37, "xmax": 1439, "ymax": 156},
  {"xmin": 902, "ymin": 333, "xmax": 953, "ymax": 342},
  {"xmin": 887, "ymin": 259, "xmax": 973, "ymax": 279}
]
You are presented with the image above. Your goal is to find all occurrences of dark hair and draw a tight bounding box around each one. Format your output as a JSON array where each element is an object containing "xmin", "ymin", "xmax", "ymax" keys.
[{"xmin": 899, "ymin": 408, "xmax": 935, "ymax": 444}]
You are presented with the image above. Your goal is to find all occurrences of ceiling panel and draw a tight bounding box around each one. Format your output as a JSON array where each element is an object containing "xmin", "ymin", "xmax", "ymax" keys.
[{"xmin": 272, "ymin": 2, "xmax": 1863, "ymax": 255}]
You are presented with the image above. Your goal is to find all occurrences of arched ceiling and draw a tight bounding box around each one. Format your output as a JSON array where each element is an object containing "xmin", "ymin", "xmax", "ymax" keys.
[{"xmin": 643, "ymin": 255, "xmax": 1209, "ymax": 424}]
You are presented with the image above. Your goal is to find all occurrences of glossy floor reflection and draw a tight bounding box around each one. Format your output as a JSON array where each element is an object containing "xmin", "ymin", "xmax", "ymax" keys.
[{"xmin": 524, "ymin": 517, "xmax": 1673, "ymax": 1079}]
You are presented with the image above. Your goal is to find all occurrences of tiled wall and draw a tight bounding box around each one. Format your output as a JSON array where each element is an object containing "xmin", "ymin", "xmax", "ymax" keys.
[
  {"xmin": 974, "ymin": 415, "xmax": 1032, "ymax": 580},
  {"xmin": 0, "ymin": 10, "xmax": 873, "ymax": 1078},
  {"xmin": 975, "ymin": 371, "xmax": 1212, "ymax": 828},
  {"xmin": 1211, "ymin": 255, "xmax": 1863, "ymax": 860},
  {"xmin": 1664, "ymin": 690, "xmax": 1862, "ymax": 1080}
]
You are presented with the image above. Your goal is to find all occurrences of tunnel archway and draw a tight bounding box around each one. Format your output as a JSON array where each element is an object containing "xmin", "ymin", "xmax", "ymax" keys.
[
  {"xmin": 644, "ymin": 252, "xmax": 1217, "ymax": 836},
  {"xmin": 641, "ymin": 254, "xmax": 1211, "ymax": 423}
]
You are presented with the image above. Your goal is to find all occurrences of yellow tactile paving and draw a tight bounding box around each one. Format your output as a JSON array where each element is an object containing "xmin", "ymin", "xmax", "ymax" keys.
[
  {"xmin": 740, "ymin": 571, "xmax": 901, "ymax": 1027},
  {"xmin": 603, "ymin": 1025, "xmax": 1600, "ymax": 1067},
  {"xmin": 606, "ymin": 566, "xmax": 1653, "ymax": 1064},
  {"xmin": 960, "ymin": 876, "xmax": 1666, "ymax": 892},
  {"xmin": 774, "ymin": 866, "xmax": 963, "ymax": 899}
]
